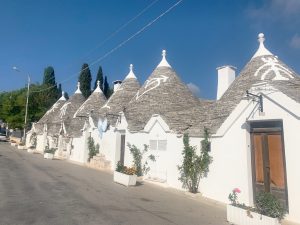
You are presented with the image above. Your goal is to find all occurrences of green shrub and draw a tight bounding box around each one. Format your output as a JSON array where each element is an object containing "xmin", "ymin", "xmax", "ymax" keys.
[
  {"xmin": 178, "ymin": 129, "xmax": 213, "ymax": 193},
  {"xmin": 88, "ymin": 137, "xmax": 99, "ymax": 161},
  {"xmin": 255, "ymin": 192, "xmax": 286, "ymax": 220},
  {"xmin": 127, "ymin": 143, "xmax": 155, "ymax": 176},
  {"xmin": 115, "ymin": 161, "xmax": 137, "ymax": 175},
  {"xmin": 44, "ymin": 147, "xmax": 56, "ymax": 154},
  {"xmin": 30, "ymin": 132, "xmax": 37, "ymax": 148}
]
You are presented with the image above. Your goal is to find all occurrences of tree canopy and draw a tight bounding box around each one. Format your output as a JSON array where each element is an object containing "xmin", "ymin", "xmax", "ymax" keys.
[
  {"xmin": 0, "ymin": 66, "xmax": 61, "ymax": 129},
  {"xmin": 94, "ymin": 66, "xmax": 104, "ymax": 91},
  {"xmin": 78, "ymin": 63, "xmax": 92, "ymax": 98},
  {"xmin": 103, "ymin": 76, "xmax": 113, "ymax": 98}
]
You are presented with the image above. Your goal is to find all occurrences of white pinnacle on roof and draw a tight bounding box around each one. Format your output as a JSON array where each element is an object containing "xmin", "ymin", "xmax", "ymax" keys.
[
  {"xmin": 125, "ymin": 64, "xmax": 137, "ymax": 79},
  {"xmin": 58, "ymin": 91, "xmax": 66, "ymax": 101},
  {"xmin": 157, "ymin": 50, "xmax": 171, "ymax": 68},
  {"xmin": 75, "ymin": 82, "xmax": 82, "ymax": 94},
  {"xmin": 252, "ymin": 33, "xmax": 273, "ymax": 59},
  {"xmin": 94, "ymin": 80, "xmax": 103, "ymax": 93}
]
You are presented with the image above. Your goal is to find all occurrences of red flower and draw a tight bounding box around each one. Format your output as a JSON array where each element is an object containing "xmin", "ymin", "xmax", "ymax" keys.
[{"xmin": 233, "ymin": 188, "xmax": 241, "ymax": 193}]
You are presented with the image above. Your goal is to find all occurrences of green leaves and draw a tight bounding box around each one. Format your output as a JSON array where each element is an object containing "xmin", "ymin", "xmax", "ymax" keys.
[
  {"xmin": 127, "ymin": 143, "xmax": 155, "ymax": 177},
  {"xmin": 78, "ymin": 63, "xmax": 92, "ymax": 98},
  {"xmin": 178, "ymin": 129, "xmax": 213, "ymax": 193},
  {"xmin": 94, "ymin": 66, "xmax": 104, "ymax": 91},
  {"xmin": 88, "ymin": 136, "xmax": 99, "ymax": 161},
  {"xmin": 255, "ymin": 192, "xmax": 286, "ymax": 220}
]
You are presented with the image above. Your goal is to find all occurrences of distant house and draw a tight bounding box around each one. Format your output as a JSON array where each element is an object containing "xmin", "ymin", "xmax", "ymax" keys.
[{"xmin": 69, "ymin": 80, "xmax": 107, "ymax": 163}]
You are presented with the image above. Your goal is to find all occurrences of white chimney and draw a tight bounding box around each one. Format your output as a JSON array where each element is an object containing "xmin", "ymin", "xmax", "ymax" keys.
[
  {"xmin": 113, "ymin": 80, "xmax": 122, "ymax": 91},
  {"xmin": 216, "ymin": 65, "xmax": 236, "ymax": 100}
]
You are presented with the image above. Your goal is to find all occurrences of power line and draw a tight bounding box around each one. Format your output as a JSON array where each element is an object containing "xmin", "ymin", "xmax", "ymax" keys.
[
  {"xmin": 31, "ymin": 0, "xmax": 183, "ymax": 93},
  {"xmin": 39, "ymin": 0, "xmax": 160, "ymax": 85},
  {"xmin": 79, "ymin": 0, "xmax": 160, "ymax": 62}
]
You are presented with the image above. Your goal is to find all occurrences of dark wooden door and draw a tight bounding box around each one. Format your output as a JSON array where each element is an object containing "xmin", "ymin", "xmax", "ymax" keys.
[
  {"xmin": 252, "ymin": 131, "xmax": 288, "ymax": 209},
  {"xmin": 120, "ymin": 135, "xmax": 125, "ymax": 165}
]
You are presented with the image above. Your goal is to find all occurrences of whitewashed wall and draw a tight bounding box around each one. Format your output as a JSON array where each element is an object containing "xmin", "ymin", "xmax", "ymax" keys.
[
  {"xmin": 199, "ymin": 90, "xmax": 300, "ymax": 223},
  {"xmin": 98, "ymin": 127, "xmax": 117, "ymax": 169},
  {"xmin": 123, "ymin": 117, "xmax": 199, "ymax": 190},
  {"xmin": 36, "ymin": 134, "xmax": 46, "ymax": 153},
  {"xmin": 69, "ymin": 133, "xmax": 89, "ymax": 163},
  {"xmin": 120, "ymin": 89, "xmax": 300, "ymax": 223}
]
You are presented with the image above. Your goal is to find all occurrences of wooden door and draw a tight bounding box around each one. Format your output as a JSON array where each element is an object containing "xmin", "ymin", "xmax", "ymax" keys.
[
  {"xmin": 252, "ymin": 131, "xmax": 288, "ymax": 209},
  {"xmin": 120, "ymin": 135, "xmax": 125, "ymax": 165}
]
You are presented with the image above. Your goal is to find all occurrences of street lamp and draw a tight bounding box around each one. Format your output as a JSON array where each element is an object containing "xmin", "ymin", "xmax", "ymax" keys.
[{"xmin": 13, "ymin": 66, "xmax": 30, "ymax": 142}]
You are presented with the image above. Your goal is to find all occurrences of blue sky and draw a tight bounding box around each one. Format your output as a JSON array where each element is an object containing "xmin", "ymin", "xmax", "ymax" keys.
[{"xmin": 0, "ymin": 0, "xmax": 300, "ymax": 99}]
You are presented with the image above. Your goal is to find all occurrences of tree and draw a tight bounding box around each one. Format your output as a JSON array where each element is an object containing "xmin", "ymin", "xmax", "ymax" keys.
[
  {"xmin": 42, "ymin": 66, "xmax": 59, "ymax": 106},
  {"xmin": 103, "ymin": 76, "xmax": 109, "ymax": 97},
  {"xmin": 178, "ymin": 129, "xmax": 213, "ymax": 193},
  {"xmin": 64, "ymin": 91, "xmax": 69, "ymax": 100},
  {"xmin": 43, "ymin": 66, "xmax": 56, "ymax": 86},
  {"xmin": 94, "ymin": 66, "xmax": 104, "ymax": 91},
  {"xmin": 57, "ymin": 83, "xmax": 62, "ymax": 98},
  {"xmin": 103, "ymin": 76, "xmax": 113, "ymax": 98},
  {"xmin": 78, "ymin": 63, "xmax": 92, "ymax": 98}
]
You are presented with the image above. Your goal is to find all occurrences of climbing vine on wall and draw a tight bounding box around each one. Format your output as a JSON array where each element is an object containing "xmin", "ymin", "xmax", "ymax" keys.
[
  {"xmin": 88, "ymin": 136, "xmax": 99, "ymax": 161},
  {"xmin": 178, "ymin": 128, "xmax": 213, "ymax": 193},
  {"xmin": 127, "ymin": 143, "xmax": 155, "ymax": 176}
]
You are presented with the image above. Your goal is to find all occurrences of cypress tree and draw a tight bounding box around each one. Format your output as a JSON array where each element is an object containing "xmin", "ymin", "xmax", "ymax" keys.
[
  {"xmin": 94, "ymin": 66, "xmax": 104, "ymax": 91},
  {"xmin": 43, "ymin": 66, "xmax": 56, "ymax": 86},
  {"xmin": 78, "ymin": 63, "xmax": 92, "ymax": 98},
  {"xmin": 103, "ymin": 76, "xmax": 110, "ymax": 98},
  {"xmin": 57, "ymin": 83, "xmax": 62, "ymax": 98},
  {"xmin": 42, "ymin": 66, "xmax": 58, "ymax": 106},
  {"xmin": 64, "ymin": 91, "xmax": 69, "ymax": 100}
]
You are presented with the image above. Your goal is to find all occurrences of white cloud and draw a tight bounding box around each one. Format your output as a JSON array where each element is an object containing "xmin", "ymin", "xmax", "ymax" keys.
[
  {"xmin": 290, "ymin": 34, "xmax": 300, "ymax": 49},
  {"xmin": 247, "ymin": 0, "xmax": 300, "ymax": 21},
  {"xmin": 187, "ymin": 83, "xmax": 200, "ymax": 97}
]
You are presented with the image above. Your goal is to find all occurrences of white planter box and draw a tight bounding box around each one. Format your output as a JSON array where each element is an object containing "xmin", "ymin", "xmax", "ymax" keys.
[
  {"xmin": 227, "ymin": 204, "xmax": 281, "ymax": 225},
  {"xmin": 113, "ymin": 171, "xmax": 137, "ymax": 186},
  {"xmin": 44, "ymin": 153, "xmax": 54, "ymax": 160},
  {"xmin": 27, "ymin": 148, "xmax": 35, "ymax": 153}
]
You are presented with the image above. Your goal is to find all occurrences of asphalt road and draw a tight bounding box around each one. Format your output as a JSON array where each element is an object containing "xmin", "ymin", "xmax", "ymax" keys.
[{"xmin": 0, "ymin": 142, "xmax": 228, "ymax": 225}]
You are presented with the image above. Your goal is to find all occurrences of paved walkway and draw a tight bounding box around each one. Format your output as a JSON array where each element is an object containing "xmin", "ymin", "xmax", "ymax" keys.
[{"xmin": 0, "ymin": 142, "xmax": 230, "ymax": 225}]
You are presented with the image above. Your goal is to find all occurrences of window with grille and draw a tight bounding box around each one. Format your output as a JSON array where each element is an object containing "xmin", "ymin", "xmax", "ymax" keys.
[{"xmin": 150, "ymin": 139, "xmax": 167, "ymax": 151}]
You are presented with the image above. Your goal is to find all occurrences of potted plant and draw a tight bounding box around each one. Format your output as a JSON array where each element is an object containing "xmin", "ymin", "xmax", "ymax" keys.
[
  {"xmin": 10, "ymin": 140, "xmax": 17, "ymax": 146},
  {"xmin": 18, "ymin": 141, "xmax": 27, "ymax": 150},
  {"xmin": 127, "ymin": 143, "xmax": 156, "ymax": 181},
  {"xmin": 43, "ymin": 147, "xmax": 56, "ymax": 160},
  {"xmin": 113, "ymin": 161, "xmax": 137, "ymax": 186},
  {"xmin": 227, "ymin": 188, "xmax": 286, "ymax": 225}
]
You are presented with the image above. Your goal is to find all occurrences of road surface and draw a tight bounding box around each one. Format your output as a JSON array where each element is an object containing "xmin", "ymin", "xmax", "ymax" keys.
[{"xmin": 0, "ymin": 142, "xmax": 228, "ymax": 225}]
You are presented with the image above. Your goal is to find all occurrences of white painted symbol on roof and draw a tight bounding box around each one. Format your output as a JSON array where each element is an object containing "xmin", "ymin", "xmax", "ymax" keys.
[
  {"xmin": 135, "ymin": 75, "xmax": 169, "ymax": 100},
  {"xmin": 45, "ymin": 102, "xmax": 60, "ymax": 116},
  {"xmin": 101, "ymin": 84, "xmax": 123, "ymax": 109},
  {"xmin": 101, "ymin": 101, "xmax": 111, "ymax": 109},
  {"xmin": 73, "ymin": 99, "xmax": 90, "ymax": 118},
  {"xmin": 254, "ymin": 57, "xmax": 294, "ymax": 81},
  {"xmin": 59, "ymin": 102, "xmax": 71, "ymax": 118}
]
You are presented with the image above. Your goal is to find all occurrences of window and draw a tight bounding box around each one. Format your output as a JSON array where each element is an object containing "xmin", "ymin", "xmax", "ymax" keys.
[{"xmin": 150, "ymin": 139, "xmax": 167, "ymax": 151}]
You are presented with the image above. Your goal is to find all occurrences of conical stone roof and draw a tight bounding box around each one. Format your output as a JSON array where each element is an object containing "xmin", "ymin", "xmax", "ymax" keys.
[
  {"xmin": 125, "ymin": 50, "xmax": 204, "ymax": 133},
  {"xmin": 35, "ymin": 92, "xmax": 66, "ymax": 134},
  {"xmin": 96, "ymin": 65, "xmax": 140, "ymax": 125},
  {"xmin": 189, "ymin": 33, "xmax": 300, "ymax": 136},
  {"xmin": 73, "ymin": 81, "xmax": 107, "ymax": 118},
  {"xmin": 48, "ymin": 82, "xmax": 86, "ymax": 136}
]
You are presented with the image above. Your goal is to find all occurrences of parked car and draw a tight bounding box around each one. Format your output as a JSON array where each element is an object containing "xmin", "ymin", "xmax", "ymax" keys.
[{"xmin": 0, "ymin": 132, "xmax": 7, "ymax": 142}]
